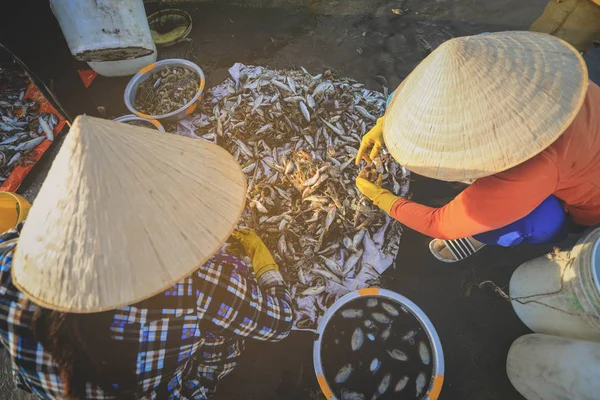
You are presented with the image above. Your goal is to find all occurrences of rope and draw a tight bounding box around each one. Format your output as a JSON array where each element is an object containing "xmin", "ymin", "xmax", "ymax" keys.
[{"xmin": 477, "ymin": 247, "xmax": 600, "ymax": 321}]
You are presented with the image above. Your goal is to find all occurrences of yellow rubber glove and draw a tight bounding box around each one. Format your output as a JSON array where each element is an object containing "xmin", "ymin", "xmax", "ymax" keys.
[
  {"xmin": 230, "ymin": 229, "xmax": 279, "ymax": 278},
  {"xmin": 356, "ymin": 177, "xmax": 401, "ymax": 215},
  {"xmin": 355, "ymin": 117, "xmax": 385, "ymax": 165}
]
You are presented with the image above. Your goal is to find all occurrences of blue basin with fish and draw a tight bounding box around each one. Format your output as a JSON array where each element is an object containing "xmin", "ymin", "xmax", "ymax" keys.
[{"xmin": 313, "ymin": 288, "xmax": 444, "ymax": 400}]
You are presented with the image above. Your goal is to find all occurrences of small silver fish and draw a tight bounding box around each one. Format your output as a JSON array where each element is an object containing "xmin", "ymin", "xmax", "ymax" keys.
[
  {"xmin": 299, "ymin": 101, "xmax": 310, "ymax": 122},
  {"xmin": 369, "ymin": 358, "xmax": 381, "ymax": 373},
  {"xmin": 402, "ymin": 330, "xmax": 416, "ymax": 345},
  {"xmin": 38, "ymin": 116, "xmax": 54, "ymax": 141},
  {"xmin": 341, "ymin": 390, "xmax": 365, "ymax": 400},
  {"xmin": 372, "ymin": 313, "xmax": 391, "ymax": 324},
  {"xmin": 377, "ymin": 373, "xmax": 391, "ymax": 395},
  {"xmin": 387, "ymin": 349, "xmax": 408, "ymax": 361},
  {"xmin": 335, "ymin": 364, "xmax": 353, "ymax": 383},
  {"xmin": 419, "ymin": 341, "xmax": 431, "ymax": 365},
  {"xmin": 300, "ymin": 285, "xmax": 325, "ymax": 296},
  {"xmin": 416, "ymin": 372, "xmax": 426, "ymax": 396},
  {"xmin": 351, "ymin": 327, "xmax": 364, "ymax": 351},
  {"xmin": 355, "ymin": 105, "xmax": 377, "ymax": 121},
  {"xmin": 250, "ymin": 200, "xmax": 268, "ymax": 214},
  {"xmin": 7, "ymin": 152, "xmax": 21, "ymax": 166},
  {"xmin": 15, "ymin": 136, "xmax": 45, "ymax": 152},
  {"xmin": 341, "ymin": 309, "xmax": 363, "ymax": 319},
  {"xmin": 381, "ymin": 303, "xmax": 399, "ymax": 317},
  {"xmin": 302, "ymin": 171, "xmax": 320, "ymax": 186},
  {"xmin": 343, "ymin": 250, "xmax": 362, "ymax": 275},
  {"xmin": 394, "ymin": 376, "xmax": 409, "ymax": 392},
  {"xmin": 380, "ymin": 326, "xmax": 392, "ymax": 341},
  {"xmin": 366, "ymin": 298, "xmax": 378, "ymax": 308}
]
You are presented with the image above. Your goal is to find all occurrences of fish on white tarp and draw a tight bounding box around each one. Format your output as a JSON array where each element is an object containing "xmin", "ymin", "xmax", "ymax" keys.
[{"xmin": 177, "ymin": 63, "xmax": 410, "ymax": 329}]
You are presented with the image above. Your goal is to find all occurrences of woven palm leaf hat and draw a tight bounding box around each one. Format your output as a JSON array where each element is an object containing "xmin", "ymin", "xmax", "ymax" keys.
[
  {"xmin": 12, "ymin": 116, "xmax": 246, "ymax": 313},
  {"xmin": 384, "ymin": 31, "xmax": 588, "ymax": 182}
]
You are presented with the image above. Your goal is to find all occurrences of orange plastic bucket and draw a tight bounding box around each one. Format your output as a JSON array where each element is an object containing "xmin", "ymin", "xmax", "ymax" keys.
[{"xmin": 0, "ymin": 192, "xmax": 31, "ymax": 233}]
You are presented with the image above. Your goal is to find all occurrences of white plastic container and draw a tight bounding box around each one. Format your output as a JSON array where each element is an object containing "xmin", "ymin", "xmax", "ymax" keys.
[
  {"xmin": 49, "ymin": 0, "xmax": 154, "ymax": 62},
  {"xmin": 88, "ymin": 43, "xmax": 157, "ymax": 77},
  {"xmin": 509, "ymin": 227, "xmax": 600, "ymax": 342},
  {"xmin": 507, "ymin": 334, "xmax": 600, "ymax": 400}
]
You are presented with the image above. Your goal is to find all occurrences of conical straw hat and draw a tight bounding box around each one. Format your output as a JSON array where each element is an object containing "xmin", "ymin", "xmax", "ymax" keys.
[
  {"xmin": 12, "ymin": 116, "xmax": 246, "ymax": 313},
  {"xmin": 384, "ymin": 31, "xmax": 588, "ymax": 182}
]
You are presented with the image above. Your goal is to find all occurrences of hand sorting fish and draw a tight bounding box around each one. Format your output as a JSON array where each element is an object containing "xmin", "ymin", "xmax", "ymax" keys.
[
  {"xmin": 177, "ymin": 63, "xmax": 410, "ymax": 328},
  {"xmin": 0, "ymin": 67, "xmax": 58, "ymax": 182}
]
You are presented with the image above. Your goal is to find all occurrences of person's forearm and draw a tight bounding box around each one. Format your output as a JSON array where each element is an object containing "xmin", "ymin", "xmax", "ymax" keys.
[{"xmin": 388, "ymin": 198, "xmax": 486, "ymax": 240}]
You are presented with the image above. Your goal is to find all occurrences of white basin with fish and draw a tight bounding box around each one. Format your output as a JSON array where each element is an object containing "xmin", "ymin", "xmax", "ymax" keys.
[{"xmin": 313, "ymin": 288, "xmax": 444, "ymax": 400}]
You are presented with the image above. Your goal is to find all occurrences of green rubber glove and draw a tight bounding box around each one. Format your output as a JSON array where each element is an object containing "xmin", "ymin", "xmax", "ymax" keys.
[
  {"xmin": 355, "ymin": 177, "xmax": 401, "ymax": 215},
  {"xmin": 355, "ymin": 117, "xmax": 385, "ymax": 165},
  {"xmin": 230, "ymin": 229, "xmax": 279, "ymax": 278}
]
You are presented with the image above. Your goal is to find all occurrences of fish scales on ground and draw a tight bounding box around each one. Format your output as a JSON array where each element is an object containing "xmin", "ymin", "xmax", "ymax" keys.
[
  {"xmin": 0, "ymin": 67, "xmax": 57, "ymax": 182},
  {"xmin": 178, "ymin": 64, "xmax": 410, "ymax": 327}
]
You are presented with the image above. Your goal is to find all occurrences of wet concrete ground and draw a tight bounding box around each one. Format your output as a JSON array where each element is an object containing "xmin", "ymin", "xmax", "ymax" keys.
[{"xmin": 1, "ymin": 1, "xmax": 599, "ymax": 399}]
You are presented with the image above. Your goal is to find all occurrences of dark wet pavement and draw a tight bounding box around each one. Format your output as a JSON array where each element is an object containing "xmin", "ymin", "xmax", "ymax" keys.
[{"xmin": 1, "ymin": 1, "xmax": 599, "ymax": 399}]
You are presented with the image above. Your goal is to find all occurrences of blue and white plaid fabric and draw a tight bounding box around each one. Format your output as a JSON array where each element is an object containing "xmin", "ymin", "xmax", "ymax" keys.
[{"xmin": 0, "ymin": 225, "xmax": 293, "ymax": 399}]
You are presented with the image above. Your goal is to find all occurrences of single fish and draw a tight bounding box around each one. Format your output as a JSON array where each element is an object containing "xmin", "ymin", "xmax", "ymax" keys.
[
  {"xmin": 394, "ymin": 376, "xmax": 409, "ymax": 392},
  {"xmin": 419, "ymin": 341, "xmax": 431, "ymax": 365},
  {"xmin": 372, "ymin": 313, "xmax": 391, "ymax": 324},
  {"xmin": 300, "ymin": 285, "xmax": 325, "ymax": 296},
  {"xmin": 416, "ymin": 372, "xmax": 426, "ymax": 396},
  {"xmin": 387, "ymin": 349, "xmax": 408, "ymax": 361},
  {"xmin": 302, "ymin": 171, "xmax": 320, "ymax": 186},
  {"xmin": 335, "ymin": 364, "xmax": 353, "ymax": 383},
  {"xmin": 250, "ymin": 200, "xmax": 268, "ymax": 213},
  {"xmin": 402, "ymin": 330, "xmax": 417, "ymax": 345},
  {"xmin": 341, "ymin": 309, "xmax": 363, "ymax": 319},
  {"xmin": 369, "ymin": 358, "xmax": 381, "ymax": 373},
  {"xmin": 0, "ymin": 136, "xmax": 20, "ymax": 145},
  {"xmin": 380, "ymin": 326, "xmax": 392, "ymax": 341},
  {"xmin": 366, "ymin": 298, "xmax": 378, "ymax": 308},
  {"xmin": 343, "ymin": 250, "xmax": 363, "ymax": 275},
  {"xmin": 299, "ymin": 101, "xmax": 310, "ymax": 122},
  {"xmin": 377, "ymin": 374, "xmax": 391, "ymax": 395},
  {"xmin": 381, "ymin": 302, "xmax": 399, "ymax": 317},
  {"xmin": 340, "ymin": 390, "xmax": 365, "ymax": 400},
  {"xmin": 351, "ymin": 327, "xmax": 364, "ymax": 351},
  {"xmin": 39, "ymin": 116, "xmax": 54, "ymax": 141},
  {"xmin": 7, "ymin": 152, "xmax": 21, "ymax": 166},
  {"xmin": 15, "ymin": 136, "xmax": 45, "ymax": 152},
  {"xmin": 355, "ymin": 105, "xmax": 377, "ymax": 121}
]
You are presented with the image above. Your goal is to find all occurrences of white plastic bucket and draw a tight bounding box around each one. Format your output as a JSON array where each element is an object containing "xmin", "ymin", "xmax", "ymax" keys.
[
  {"xmin": 49, "ymin": 0, "xmax": 154, "ymax": 62},
  {"xmin": 507, "ymin": 333, "xmax": 600, "ymax": 400},
  {"xmin": 88, "ymin": 43, "xmax": 157, "ymax": 77},
  {"xmin": 313, "ymin": 288, "xmax": 444, "ymax": 400},
  {"xmin": 509, "ymin": 227, "xmax": 600, "ymax": 342}
]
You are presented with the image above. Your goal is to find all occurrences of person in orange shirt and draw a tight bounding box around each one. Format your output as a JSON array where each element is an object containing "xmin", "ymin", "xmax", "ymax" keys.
[{"xmin": 355, "ymin": 31, "xmax": 600, "ymax": 263}]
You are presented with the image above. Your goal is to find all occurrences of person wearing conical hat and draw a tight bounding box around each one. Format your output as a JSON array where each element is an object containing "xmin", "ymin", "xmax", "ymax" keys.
[
  {"xmin": 0, "ymin": 116, "xmax": 293, "ymax": 399},
  {"xmin": 355, "ymin": 31, "xmax": 600, "ymax": 262}
]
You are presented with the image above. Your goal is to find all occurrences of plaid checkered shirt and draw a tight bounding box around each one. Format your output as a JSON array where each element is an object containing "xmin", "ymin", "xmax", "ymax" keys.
[{"xmin": 0, "ymin": 225, "xmax": 293, "ymax": 399}]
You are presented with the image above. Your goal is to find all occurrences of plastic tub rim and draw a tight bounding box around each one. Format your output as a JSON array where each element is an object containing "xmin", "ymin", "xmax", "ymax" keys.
[
  {"xmin": 113, "ymin": 114, "xmax": 166, "ymax": 132},
  {"xmin": 147, "ymin": 8, "xmax": 193, "ymax": 47},
  {"xmin": 123, "ymin": 58, "xmax": 206, "ymax": 122},
  {"xmin": 313, "ymin": 288, "xmax": 444, "ymax": 400}
]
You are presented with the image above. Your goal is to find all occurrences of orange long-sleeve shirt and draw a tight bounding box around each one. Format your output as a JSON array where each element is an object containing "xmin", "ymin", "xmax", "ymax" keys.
[{"xmin": 390, "ymin": 81, "xmax": 600, "ymax": 240}]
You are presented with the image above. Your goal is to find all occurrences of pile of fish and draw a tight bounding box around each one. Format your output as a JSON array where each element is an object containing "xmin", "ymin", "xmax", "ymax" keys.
[
  {"xmin": 177, "ymin": 64, "xmax": 409, "ymax": 327},
  {"xmin": 322, "ymin": 297, "xmax": 433, "ymax": 400},
  {"xmin": 0, "ymin": 67, "xmax": 57, "ymax": 182},
  {"xmin": 135, "ymin": 66, "xmax": 199, "ymax": 115}
]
